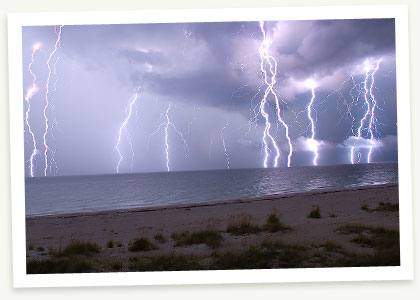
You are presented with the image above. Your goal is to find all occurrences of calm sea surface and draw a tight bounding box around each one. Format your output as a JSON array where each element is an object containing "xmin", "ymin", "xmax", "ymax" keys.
[{"xmin": 25, "ymin": 162, "xmax": 398, "ymax": 216}]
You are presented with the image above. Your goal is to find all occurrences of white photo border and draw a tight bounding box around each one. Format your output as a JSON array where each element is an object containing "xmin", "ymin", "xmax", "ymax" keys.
[{"xmin": 8, "ymin": 5, "xmax": 412, "ymax": 288}]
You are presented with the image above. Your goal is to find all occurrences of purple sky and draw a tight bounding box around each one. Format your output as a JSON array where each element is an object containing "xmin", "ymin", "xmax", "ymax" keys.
[{"xmin": 22, "ymin": 19, "xmax": 397, "ymax": 177}]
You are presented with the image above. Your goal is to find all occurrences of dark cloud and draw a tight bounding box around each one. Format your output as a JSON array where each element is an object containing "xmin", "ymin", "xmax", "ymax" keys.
[{"xmin": 21, "ymin": 18, "xmax": 398, "ymax": 176}]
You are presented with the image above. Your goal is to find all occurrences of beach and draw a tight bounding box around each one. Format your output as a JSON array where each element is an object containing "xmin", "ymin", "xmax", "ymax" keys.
[{"xmin": 26, "ymin": 183, "xmax": 400, "ymax": 272}]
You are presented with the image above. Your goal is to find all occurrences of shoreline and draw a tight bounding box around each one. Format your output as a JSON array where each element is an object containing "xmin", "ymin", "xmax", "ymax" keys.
[
  {"xmin": 26, "ymin": 183, "xmax": 400, "ymax": 273},
  {"xmin": 26, "ymin": 182, "xmax": 398, "ymax": 219}
]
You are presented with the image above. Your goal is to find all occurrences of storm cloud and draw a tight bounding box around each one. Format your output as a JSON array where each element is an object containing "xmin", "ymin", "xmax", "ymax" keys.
[{"xmin": 22, "ymin": 18, "xmax": 397, "ymax": 176}]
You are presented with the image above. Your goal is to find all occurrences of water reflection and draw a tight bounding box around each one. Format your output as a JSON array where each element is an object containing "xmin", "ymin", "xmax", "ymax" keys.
[{"xmin": 26, "ymin": 162, "xmax": 398, "ymax": 216}]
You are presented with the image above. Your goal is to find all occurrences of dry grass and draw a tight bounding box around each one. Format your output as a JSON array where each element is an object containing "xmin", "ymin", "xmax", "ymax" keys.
[
  {"xmin": 171, "ymin": 229, "xmax": 223, "ymax": 248},
  {"xmin": 226, "ymin": 214, "xmax": 261, "ymax": 235},
  {"xmin": 307, "ymin": 205, "xmax": 321, "ymax": 218},
  {"xmin": 361, "ymin": 202, "xmax": 399, "ymax": 213},
  {"xmin": 262, "ymin": 212, "xmax": 292, "ymax": 233},
  {"xmin": 128, "ymin": 237, "xmax": 157, "ymax": 252}
]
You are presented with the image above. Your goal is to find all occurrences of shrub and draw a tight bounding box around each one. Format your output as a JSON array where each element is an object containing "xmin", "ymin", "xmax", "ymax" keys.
[
  {"xmin": 129, "ymin": 254, "xmax": 203, "ymax": 271},
  {"xmin": 307, "ymin": 205, "xmax": 321, "ymax": 218},
  {"xmin": 211, "ymin": 240, "xmax": 307, "ymax": 270},
  {"xmin": 54, "ymin": 240, "xmax": 100, "ymax": 257},
  {"xmin": 27, "ymin": 257, "xmax": 93, "ymax": 274},
  {"xmin": 322, "ymin": 241, "xmax": 343, "ymax": 252},
  {"xmin": 153, "ymin": 233, "xmax": 166, "ymax": 243},
  {"xmin": 263, "ymin": 213, "xmax": 292, "ymax": 233},
  {"xmin": 171, "ymin": 229, "xmax": 223, "ymax": 248},
  {"xmin": 361, "ymin": 204, "xmax": 369, "ymax": 211},
  {"xmin": 128, "ymin": 237, "xmax": 157, "ymax": 252},
  {"xmin": 226, "ymin": 214, "xmax": 261, "ymax": 235},
  {"xmin": 360, "ymin": 202, "xmax": 398, "ymax": 213}
]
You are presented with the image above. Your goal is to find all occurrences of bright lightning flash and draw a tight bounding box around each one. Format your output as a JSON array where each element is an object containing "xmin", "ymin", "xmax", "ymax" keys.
[
  {"xmin": 351, "ymin": 58, "xmax": 383, "ymax": 164},
  {"xmin": 24, "ymin": 43, "xmax": 42, "ymax": 177},
  {"xmin": 42, "ymin": 25, "xmax": 63, "ymax": 176},
  {"xmin": 115, "ymin": 90, "xmax": 140, "ymax": 173},
  {"xmin": 367, "ymin": 58, "xmax": 383, "ymax": 163},
  {"xmin": 305, "ymin": 78, "xmax": 320, "ymax": 166},
  {"xmin": 258, "ymin": 21, "xmax": 293, "ymax": 168},
  {"xmin": 220, "ymin": 121, "xmax": 230, "ymax": 170},
  {"xmin": 148, "ymin": 104, "xmax": 189, "ymax": 172}
]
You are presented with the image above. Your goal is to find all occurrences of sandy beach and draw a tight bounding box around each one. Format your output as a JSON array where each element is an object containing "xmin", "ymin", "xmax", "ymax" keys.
[{"xmin": 26, "ymin": 183, "xmax": 400, "ymax": 272}]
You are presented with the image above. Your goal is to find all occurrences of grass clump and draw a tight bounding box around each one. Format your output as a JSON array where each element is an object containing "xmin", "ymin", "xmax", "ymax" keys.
[
  {"xmin": 36, "ymin": 246, "xmax": 45, "ymax": 252},
  {"xmin": 226, "ymin": 214, "xmax": 261, "ymax": 235},
  {"xmin": 107, "ymin": 240, "xmax": 114, "ymax": 248},
  {"xmin": 54, "ymin": 240, "xmax": 100, "ymax": 257},
  {"xmin": 335, "ymin": 223, "xmax": 400, "ymax": 266},
  {"xmin": 263, "ymin": 213, "xmax": 292, "ymax": 233},
  {"xmin": 28, "ymin": 244, "xmax": 34, "ymax": 250},
  {"xmin": 116, "ymin": 241, "xmax": 123, "ymax": 248},
  {"xmin": 307, "ymin": 205, "xmax": 321, "ymax": 218},
  {"xmin": 335, "ymin": 224, "xmax": 370, "ymax": 235},
  {"xmin": 211, "ymin": 240, "xmax": 307, "ymax": 270},
  {"xmin": 128, "ymin": 237, "xmax": 157, "ymax": 252},
  {"xmin": 27, "ymin": 257, "xmax": 93, "ymax": 274},
  {"xmin": 111, "ymin": 260, "xmax": 123, "ymax": 271},
  {"xmin": 361, "ymin": 202, "xmax": 399, "ymax": 213},
  {"xmin": 322, "ymin": 241, "xmax": 343, "ymax": 252},
  {"xmin": 129, "ymin": 254, "xmax": 203, "ymax": 271},
  {"xmin": 153, "ymin": 233, "xmax": 166, "ymax": 244},
  {"xmin": 171, "ymin": 229, "xmax": 223, "ymax": 248}
]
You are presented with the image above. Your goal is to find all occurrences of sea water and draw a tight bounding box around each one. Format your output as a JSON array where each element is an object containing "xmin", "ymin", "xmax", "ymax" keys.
[{"xmin": 25, "ymin": 162, "xmax": 398, "ymax": 216}]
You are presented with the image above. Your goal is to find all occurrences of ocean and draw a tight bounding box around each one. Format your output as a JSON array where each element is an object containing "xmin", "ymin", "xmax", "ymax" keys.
[{"xmin": 25, "ymin": 162, "xmax": 398, "ymax": 216}]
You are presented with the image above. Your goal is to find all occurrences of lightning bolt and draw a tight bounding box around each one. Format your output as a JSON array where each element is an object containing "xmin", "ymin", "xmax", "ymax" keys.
[
  {"xmin": 258, "ymin": 21, "xmax": 293, "ymax": 168},
  {"xmin": 367, "ymin": 58, "xmax": 383, "ymax": 163},
  {"xmin": 220, "ymin": 121, "xmax": 230, "ymax": 170},
  {"xmin": 305, "ymin": 79, "xmax": 320, "ymax": 166},
  {"xmin": 350, "ymin": 57, "xmax": 383, "ymax": 164},
  {"xmin": 42, "ymin": 25, "xmax": 63, "ymax": 176},
  {"xmin": 115, "ymin": 89, "xmax": 140, "ymax": 174},
  {"xmin": 164, "ymin": 106, "xmax": 170, "ymax": 171},
  {"xmin": 24, "ymin": 43, "xmax": 41, "ymax": 177},
  {"xmin": 148, "ymin": 104, "xmax": 189, "ymax": 172}
]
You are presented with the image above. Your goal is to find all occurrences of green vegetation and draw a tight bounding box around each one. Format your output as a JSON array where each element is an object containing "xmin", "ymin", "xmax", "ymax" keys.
[
  {"xmin": 322, "ymin": 241, "xmax": 343, "ymax": 252},
  {"xmin": 361, "ymin": 204, "xmax": 369, "ymax": 211},
  {"xmin": 226, "ymin": 214, "xmax": 261, "ymax": 235},
  {"xmin": 262, "ymin": 213, "xmax": 292, "ymax": 233},
  {"xmin": 335, "ymin": 224, "xmax": 400, "ymax": 266},
  {"xmin": 111, "ymin": 260, "xmax": 123, "ymax": 271},
  {"xmin": 27, "ymin": 257, "xmax": 93, "ymax": 274},
  {"xmin": 153, "ymin": 233, "xmax": 166, "ymax": 244},
  {"xmin": 211, "ymin": 240, "xmax": 307, "ymax": 270},
  {"xmin": 307, "ymin": 205, "xmax": 321, "ymax": 218},
  {"xmin": 26, "ymin": 222, "xmax": 400, "ymax": 273},
  {"xmin": 128, "ymin": 237, "xmax": 157, "ymax": 252},
  {"xmin": 53, "ymin": 240, "xmax": 100, "ymax": 257},
  {"xmin": 129, "ymin": 254, "xmax": 203, "ymax": 271},
  {"xmin": 361, "ymin": 202, "xmax": 399, "ymax": 213},
  {"xmin": 171, "ymin": 229, "xmax": 223, "ymax": 248}
]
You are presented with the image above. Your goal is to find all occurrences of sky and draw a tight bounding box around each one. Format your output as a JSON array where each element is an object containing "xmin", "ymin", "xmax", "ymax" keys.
[{"xmin": 22, "ymin": 19, "xmax": 398, "ymax": 177}]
